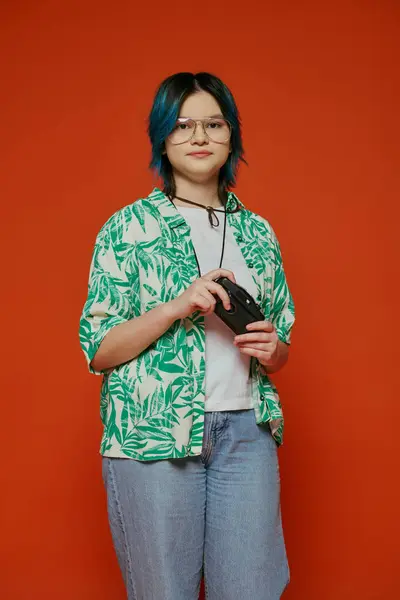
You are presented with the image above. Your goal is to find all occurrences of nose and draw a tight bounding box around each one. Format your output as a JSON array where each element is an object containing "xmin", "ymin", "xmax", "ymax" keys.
[{"xmin": 190, "ymin": 121, "xmax": 208, "ymax": 145}]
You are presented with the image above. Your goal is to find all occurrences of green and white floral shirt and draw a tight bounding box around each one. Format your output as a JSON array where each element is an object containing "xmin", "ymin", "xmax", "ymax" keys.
[{"xmin": 79, "ymin": 188, "xmax": 295, "ymax": 461}]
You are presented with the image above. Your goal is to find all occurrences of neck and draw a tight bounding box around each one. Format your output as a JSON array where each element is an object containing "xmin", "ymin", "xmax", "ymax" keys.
[{"xmin": 172, "ymin": 173, "xmax": 223, "ymax": 208}]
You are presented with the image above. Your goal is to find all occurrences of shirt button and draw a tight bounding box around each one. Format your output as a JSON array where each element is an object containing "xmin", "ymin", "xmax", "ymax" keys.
[
  {"xmin": 248, "ymin": 262, "xmax": 254, "ymax": 269},
  {"xmin": 260, "ymin": 394, "xmax": 265, "ymax": 401},
  {"xmin": 237, "ymin": 235, "xmax": 243, "ymax": 242}
]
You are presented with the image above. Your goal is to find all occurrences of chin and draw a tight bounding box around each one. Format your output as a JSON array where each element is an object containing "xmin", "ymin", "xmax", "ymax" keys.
[
  {"xmin": 184, "ymin": 169, "xmax": 220, "ymax": 184},
  {"xmin": 182, "ymin": 161, "xmax": 226, "ymax": 181}
]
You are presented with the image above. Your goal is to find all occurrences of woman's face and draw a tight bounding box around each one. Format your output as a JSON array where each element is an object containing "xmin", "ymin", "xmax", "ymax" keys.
[{"xmin": 164, "ymin": 91, "xmax": 231, "ymax": 185}]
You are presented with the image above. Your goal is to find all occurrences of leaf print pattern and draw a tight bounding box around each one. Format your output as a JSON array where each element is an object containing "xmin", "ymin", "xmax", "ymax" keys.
[{"xmin": 79, "ymin": 188, "xmax": 295, "ymax": 460}]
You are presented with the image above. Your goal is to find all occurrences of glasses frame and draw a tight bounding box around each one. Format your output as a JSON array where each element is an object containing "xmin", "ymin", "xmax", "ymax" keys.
[{"xmin": 168, "ymin": 117, "xmax": 232, "ymax": 145}]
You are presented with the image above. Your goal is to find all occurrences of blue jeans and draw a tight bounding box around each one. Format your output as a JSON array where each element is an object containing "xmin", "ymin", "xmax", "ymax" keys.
[{"xmin": 102, "ymin": 410, "xmax": 290, "ymax": 599}]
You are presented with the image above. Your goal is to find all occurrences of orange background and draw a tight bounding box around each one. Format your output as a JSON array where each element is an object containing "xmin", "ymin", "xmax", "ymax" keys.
[{"xmin": 1, "ymin": 1, "xmax": 399, "ymax": 599}]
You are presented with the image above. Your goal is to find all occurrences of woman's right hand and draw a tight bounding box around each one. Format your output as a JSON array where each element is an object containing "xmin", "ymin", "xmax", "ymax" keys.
[{"xmin": 168, "ymin": 269, "xmax": 236, "ymax": 320}]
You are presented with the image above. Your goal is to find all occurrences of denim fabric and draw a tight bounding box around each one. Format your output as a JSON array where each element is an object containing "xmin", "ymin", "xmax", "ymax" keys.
[{"xmin": 102, "ymin": 410, "xmax": 290, "ymax": 599}]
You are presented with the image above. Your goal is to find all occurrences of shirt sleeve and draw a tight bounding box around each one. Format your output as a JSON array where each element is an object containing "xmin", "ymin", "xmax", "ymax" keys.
[
  {"xmin": 79, "ymin": 214, "xmax": 136, "ymax": 375},
  {"xmin": 269, "ymin": 227, "xmax": 295, "ymax": 345}
]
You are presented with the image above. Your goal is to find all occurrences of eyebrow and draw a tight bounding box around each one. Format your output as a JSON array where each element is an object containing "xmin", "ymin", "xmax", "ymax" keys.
[{"xmin": 178, "ymin": 113, "xmax": 224, "ymax": 119}]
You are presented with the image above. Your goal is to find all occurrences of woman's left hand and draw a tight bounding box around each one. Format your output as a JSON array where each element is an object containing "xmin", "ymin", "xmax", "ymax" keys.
[{"xmin": 233, "ymin": 321, "xmax": 279, "ymax": 367}]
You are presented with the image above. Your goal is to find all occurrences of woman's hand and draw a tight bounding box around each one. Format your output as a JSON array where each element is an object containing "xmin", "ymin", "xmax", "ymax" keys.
[
  {"xmin": 233, "ymin": 320, "xmax": 283, "ymax": 370},
  {"xmin": 168, "ymin": 268, "xmax": 236, "ymax": 320}
]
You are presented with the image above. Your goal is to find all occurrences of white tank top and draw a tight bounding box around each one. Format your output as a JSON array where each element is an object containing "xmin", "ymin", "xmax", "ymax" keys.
[{"xmin": 176, "ymin": 206, "xmax": 258, "ymax": 412}]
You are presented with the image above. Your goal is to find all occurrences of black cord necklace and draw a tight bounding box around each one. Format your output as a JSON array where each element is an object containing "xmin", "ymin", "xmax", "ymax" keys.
[
  {"xmin": 168, "ymin": 193, "xmax": 240, "ymax": 275},
  {"xmin": 174, "ymin": 195, "xmax": 225, "ymax": 227}
]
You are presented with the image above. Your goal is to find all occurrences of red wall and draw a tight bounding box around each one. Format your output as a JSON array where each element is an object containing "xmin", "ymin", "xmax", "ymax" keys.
[{"xmin": 1, "ymin": 1, "xmax": 399, "ymax": 598}]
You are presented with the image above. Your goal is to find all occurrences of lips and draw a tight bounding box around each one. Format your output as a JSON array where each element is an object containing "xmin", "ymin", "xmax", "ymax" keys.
[{"xmin": 188, "ymin": 151, "xmax": 212, "ymax": 157}]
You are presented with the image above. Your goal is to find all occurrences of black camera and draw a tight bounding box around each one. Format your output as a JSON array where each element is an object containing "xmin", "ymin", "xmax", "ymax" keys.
[{"xmin": 213, "ymin": 277, "xmax": 265, "ymax": 335}]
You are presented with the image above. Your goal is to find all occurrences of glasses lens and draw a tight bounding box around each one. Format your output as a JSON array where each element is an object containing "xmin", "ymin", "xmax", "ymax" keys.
[
  {"xmin": 168, "ymin": 119, "xmax": 231, "ymax": 144},
  {"xmin": 168, "ymin": 119, "xmax": 196, "ymax": 144},
  {"xmin": 204, "ymin": 118, "xmax": 231, "ymax": 143}
]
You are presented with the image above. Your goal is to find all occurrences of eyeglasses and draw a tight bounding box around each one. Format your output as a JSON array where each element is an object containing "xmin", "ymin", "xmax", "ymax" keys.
[{"xmin": 168, "ymin": 117, "xmax": 232, "ymax": 145}]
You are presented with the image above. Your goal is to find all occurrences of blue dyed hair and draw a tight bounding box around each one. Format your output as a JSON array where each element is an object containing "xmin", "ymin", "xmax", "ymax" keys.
[{"xmin": 147, "ymin": 72, "xmax": 246, "ymax": 204}]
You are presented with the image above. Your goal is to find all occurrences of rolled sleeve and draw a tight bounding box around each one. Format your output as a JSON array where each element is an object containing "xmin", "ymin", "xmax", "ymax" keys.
[
  {"xmin": 269, "ymin": 229, "xmax": 295, "ymax": 345},
  {"xmin": 79, "ymin": 216, "xmax": 136, "ymax": 375}
]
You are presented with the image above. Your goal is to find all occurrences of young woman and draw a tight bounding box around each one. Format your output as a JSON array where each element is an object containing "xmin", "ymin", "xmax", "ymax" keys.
[{"xmin": 80, "ymin": 72, "xmax": 295, "ymax": 600}]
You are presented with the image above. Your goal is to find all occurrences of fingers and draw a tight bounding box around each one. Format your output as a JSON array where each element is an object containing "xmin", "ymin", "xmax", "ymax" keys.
[
  {"xmin": 192, "ymin": 279, "xmax": 231, "ymax": 313},
  {"xmin": 195, "ymin": 269, "xmax": 236, "ymax": 314},
  {"xmin": 245, "ymin": 321, "xmax": 275, "ymax": 332},
  {"xmin": 196, "ymin": 290, "xmax": 217, "ymax": 315},
  {"xmin": 203, "ymin": 280, "xmax": 231, "ymax": 311},
  {"xmin": 234, "ymin": 332, "xmax": 274, "ymax": 345},
  {"xmin": 234, "ymin": 322, "xmax": 276, "ymax": 344},
  {"xmin": 235, "ymin": 341, "xmax": 273, "ymax": 351},
  {"xmin": 203, "ymin": 268, "xmax": 236, "ymax": 284},
  {"xmin": 236, "ymin": 346, "xmax": 272, "ymax": 362}
]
